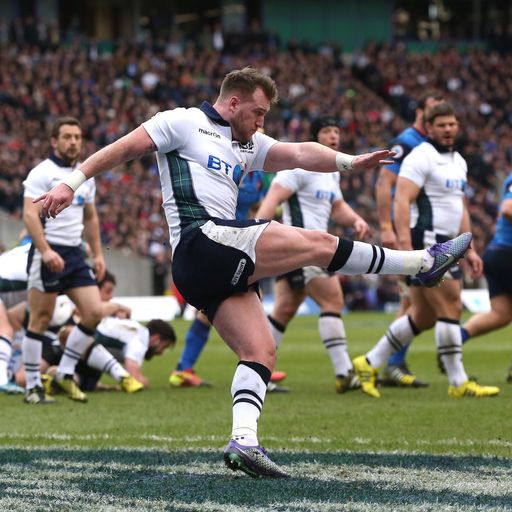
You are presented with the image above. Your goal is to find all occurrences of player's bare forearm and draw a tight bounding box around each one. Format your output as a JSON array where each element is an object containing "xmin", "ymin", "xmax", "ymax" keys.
[
  {"xmin": 80, "ymin": 126, "xmax": 155, "ymax": 179},
  {"xmin": 393, "ymin": 197, "xmax": 412, "ymax": 249},
  {"xmin": 376, "ymin": 170, "xmax": 397, "ymax": 230},
  {"xmin": 264, "ymin": 142, "xmax": 393, "ymax": 173},
  {"xmin": 22, "ymin": 198, "xmax": 50, "ymax": 252}
]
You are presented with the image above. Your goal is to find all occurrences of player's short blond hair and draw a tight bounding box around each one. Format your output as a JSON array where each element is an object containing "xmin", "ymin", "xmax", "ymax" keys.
[{"xmin": 219, "ymin": 67, "xmax": 278, "ymax": 104}]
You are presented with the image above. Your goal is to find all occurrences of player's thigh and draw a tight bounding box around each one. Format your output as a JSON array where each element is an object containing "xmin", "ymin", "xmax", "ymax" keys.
[
  {"xmin": 272, "ymin": 278, "xmax": 305, "ymax": 324},
  {"xmin": 252, "ymin": 221, "xmax": 337, "ymax": 282},
  {"xmin": 213, "ymin": 290, "xmax": 276, "ymax": 368},
  {"xmin": 306, "ymin": 274, "xmax": 343, "ymax": 311},
  {"xmin": 489, "ymin": 295, "xmax": 512, "ymax": 324},
  {"xmin": 66, "ymin": 285, "xmax": 103, "ymax": 326}
]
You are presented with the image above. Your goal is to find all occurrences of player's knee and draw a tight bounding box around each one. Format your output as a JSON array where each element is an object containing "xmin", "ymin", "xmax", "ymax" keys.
[
  {"xmin": 304, "ymin": 230, "xmax": 337, "ymax": 260},
  {"xmin": 80, "ymin": 307, "xmax": 103, "ymax": 329}
]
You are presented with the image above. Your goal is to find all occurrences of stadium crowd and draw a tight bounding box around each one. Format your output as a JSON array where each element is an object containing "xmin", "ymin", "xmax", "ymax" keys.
[{"xmin": 0, "ymin": 18, "xmax": 510, "ymax": 300}]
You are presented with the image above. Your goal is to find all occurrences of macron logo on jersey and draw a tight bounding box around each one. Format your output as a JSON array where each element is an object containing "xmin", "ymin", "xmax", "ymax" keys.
[{"xmin": 199, "ymin": 128, "xmax": 220, "ymax": 138}]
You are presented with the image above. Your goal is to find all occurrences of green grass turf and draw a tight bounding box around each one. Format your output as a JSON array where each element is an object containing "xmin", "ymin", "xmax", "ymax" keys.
[{"xmin": 1, "ymin": 312, "xmax": 511, "ymax": 510}]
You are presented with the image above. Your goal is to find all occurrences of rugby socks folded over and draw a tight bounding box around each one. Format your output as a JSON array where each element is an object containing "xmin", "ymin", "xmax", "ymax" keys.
[
  {"xmin": 57, "ymin": 323, "xmax": 94, "ymax": 377},
  {"xmin": 231, "ymin": 361, "xmax": 271, "ymax": 446},
  {"xmin": 328, "ymin": 239, "xmax": 432, "ymax": 276},
  {"xmin": 319, "ymin": 312, "xmax": 352, "ymax": 377},
  {"xmin": 367, "ymin": 315, "xmax": 419, "ymax": 368}
]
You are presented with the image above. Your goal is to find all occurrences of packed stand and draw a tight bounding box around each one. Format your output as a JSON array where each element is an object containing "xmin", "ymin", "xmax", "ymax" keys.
[{"xmin": 0, "ymin": 18, "xmax": 507, "ymax": 305}]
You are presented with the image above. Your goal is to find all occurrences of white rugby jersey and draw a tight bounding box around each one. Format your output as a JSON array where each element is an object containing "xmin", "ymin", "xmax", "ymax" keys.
[
  {"xmin": 399, "ymin": 141, "xmax": 467, "ymax": 238},
  {"xmin": 0, "ymin": 244, "xmax": 30, "ymax": 281},
  {"xmin": 95, "ymin": 317, "xmax": 149, "ymax": 365},
  {"xmin": 142, "ymin": 102, "xmax": 278, "ymax": 250},
  {"xmin": 23, "ymin": 155, "xmax": 96, "ymax": 246},
  {"xmin": 273, "ymin": 169, "xmax": 343, "ymax": 231}
]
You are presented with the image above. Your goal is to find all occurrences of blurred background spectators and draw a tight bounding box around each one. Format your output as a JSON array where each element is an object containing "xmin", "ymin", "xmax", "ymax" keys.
[{"xmin": 1, "ymin": 0, "xmax": 511, "ymax": 306}]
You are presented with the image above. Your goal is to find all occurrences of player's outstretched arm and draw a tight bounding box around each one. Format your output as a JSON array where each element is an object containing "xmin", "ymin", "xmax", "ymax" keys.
[
  {"xmin": 35, "ymin": 126, "xmax": 156, "ymax": 219},
  {"xmin": 263, "ymin": 141, "xmax": 394, "ymax": 173}
]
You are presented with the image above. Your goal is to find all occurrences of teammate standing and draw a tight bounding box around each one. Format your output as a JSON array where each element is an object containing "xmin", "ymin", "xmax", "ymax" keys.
[
  {"xmin": 376, "ymin": 90, "xmax": 444, "ymax": 387},
  {"xmin": 353, "ymin": 102, "xmax": 499, "ymax": 399},
  {"xmin": 22, "ymin": 117, "xmax": 105, "ymax": 404},
  {"xmin": 256, "ymin": 117, "xmax": 367, "ymax": 393}
]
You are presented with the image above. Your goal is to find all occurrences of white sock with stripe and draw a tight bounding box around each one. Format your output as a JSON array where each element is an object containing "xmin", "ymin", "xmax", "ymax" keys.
[
  {"xmin": 436, "ymin": 318, "xmax": 467, "ymax": 386},
  {"xmin": 318, "ymin": 313, "xmax": 352, "ymax": 377},
  {"xmin": 367, "ymin": 315, "xmax": 417, "ymax": 368},
  {"xmin": 231, "ymin": 361, "xmax": 270, "ymax": 446},
  {"xmin": 57, "ymin": 323, "xmax": 94, "ymax": 377},
  {"xmin": 22, "ymin": 331, "xmax": 45, "ymax": 389},
  {"xmin": 329, "ymin": 239, "xmax": 434, "ymax": 275},
  {"xmin": 86, "ymin": 344, "xmax": 128, "ymax": 382}
]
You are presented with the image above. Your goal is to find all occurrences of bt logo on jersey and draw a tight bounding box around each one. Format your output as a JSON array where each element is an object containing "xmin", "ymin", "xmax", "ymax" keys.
[
  {"xmin": 207, "ymin": 155, "xmax": 244, "ymax": 185},
  {"xmin": 445, "ymin": 179, "xmax": 466, "ymax": 190}
]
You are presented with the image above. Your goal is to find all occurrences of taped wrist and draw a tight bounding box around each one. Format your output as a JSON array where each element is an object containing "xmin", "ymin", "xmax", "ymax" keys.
[
  {"xmin": 62, "ymin": 169, "xmax": 87, "ymax": 191},
  {"xmin": 335, "ymin": 152, "xmax": 354, "ymax": 171}
]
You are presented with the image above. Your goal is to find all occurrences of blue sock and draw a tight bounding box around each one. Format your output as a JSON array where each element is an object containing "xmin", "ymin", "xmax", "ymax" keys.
[
  {"xmin": 177, "ymin": 318, "xmax": 211, "ymax": 371},
  {"xmin": 387, "ymin": 344, "xmax": 410, "ymax": 366},
  {"xmin": 461, "ymin": 327, "xmax": 470, "ymax": 344}
]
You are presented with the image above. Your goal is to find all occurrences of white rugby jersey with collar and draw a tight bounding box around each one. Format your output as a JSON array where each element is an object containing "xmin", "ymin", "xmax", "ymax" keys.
[
  {"xmin": 142, "ymin": 102, "xmax": 278, "ymax": 251},
  {"xmin": 0, "ymin": 244, "xmax": 30, "ymax": 282},
  {"xmin": 273, "ymin": 169, "xmax": 343, "ymax": 231},
  {"xmin": 95, "ymin": 317, "xmax": 149, "ymax": 366},
  {"xmin": 399, "ymin": 139, "xmax": 467, "ymax": 238},
  {"xmin": 23, "ymin": 154, "xmax": 96, "ymax": 246}
]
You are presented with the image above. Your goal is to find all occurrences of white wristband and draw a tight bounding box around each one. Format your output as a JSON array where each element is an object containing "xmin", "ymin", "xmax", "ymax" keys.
[
  {"xmin": 335, "ymin": 152, "xmax": 354, "ymax": 171},
  {"xmin": 62, "ymin": 169, "xmax": 87, "ymax": 192}
]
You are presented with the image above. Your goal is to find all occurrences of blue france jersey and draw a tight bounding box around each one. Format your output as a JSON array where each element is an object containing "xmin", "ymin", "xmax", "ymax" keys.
[
  {"xmin": 384, "ymin": 127, "xmax": 426, "ymax": 175},
  {"xmin": 490, "ymin": 173, "xmax": 512, "ymax": 248},
  {"xmin": 236, "ymin": 171, "xmax": 265, "ymax": 220}
]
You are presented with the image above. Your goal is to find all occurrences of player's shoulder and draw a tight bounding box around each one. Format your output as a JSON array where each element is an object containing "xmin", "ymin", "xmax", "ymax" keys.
[{"xmin": 27, "ymin": 157, "xmax": 55, "ymax": 175}]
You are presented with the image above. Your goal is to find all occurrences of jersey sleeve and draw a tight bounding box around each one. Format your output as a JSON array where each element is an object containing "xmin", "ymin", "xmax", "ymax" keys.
[
  {"xmin": 398, "ymin": 148, "xmax": 430, "ymax": 188},
  {"xmin": 247, "ymin": 132, "xmax": 279, "ymax": 171},
  {"xmin": 272, "ymin": 168, "xmax": 303, "ymax": 193},
  {"xmin": 124, "ymin": 335, "xmax": 146, "ymax": 366},
  {"xmin": 142, "ymin": 108, "xmax": 193, "ymax": 153},
  {"xmin": 23, "ymin": 165, "xmax": 49, "ymax": 199}
]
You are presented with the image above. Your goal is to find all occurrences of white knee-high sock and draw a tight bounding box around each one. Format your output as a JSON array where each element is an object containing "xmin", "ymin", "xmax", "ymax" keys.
[
  {"xmin": 231, "ymin": 361, "xmax": 270, "ymax": 446},
  {"xmin": 22, "ymin": 330, "xmax": 45, "ymax": 389},
  {"xmin": 318, "ymin": 312, "xmax": 352, "ymax": 377},
  {"xmin": 436, "ymin": 318, "xmax": 467, "ymax": 386},
  {"xmin": 58, "ymin": 323, "xmax": 94, "ymax": 377},
  {"xmin": 267, "ymin": 316, "xmax": 286, "ymax": 349},
  {"xmin": 0, "ymin": 335, "xmax": 12, "ymax": 386},
  {"xmin": 367, "ymin": 315, "xmax": 418, "ymax": 368},
  {"xmin": 86, "ymin": 343, "xmax": 128, "ymax": 382},
  {"xmin": 328, "ymin": 239, "xmax": 433, "ymax": 276}
]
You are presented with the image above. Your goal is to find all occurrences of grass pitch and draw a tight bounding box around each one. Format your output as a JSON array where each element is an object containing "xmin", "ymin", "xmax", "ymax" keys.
[{"xmin": 1, "ymin": 312, "xmax": 511, "ymax": 511}]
